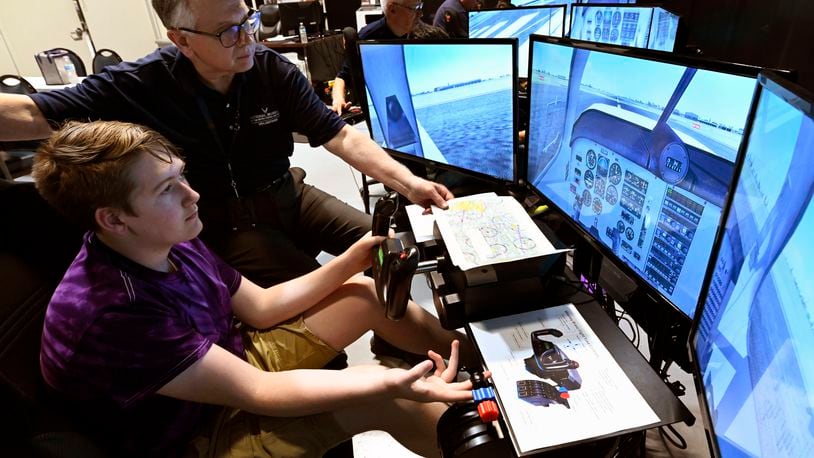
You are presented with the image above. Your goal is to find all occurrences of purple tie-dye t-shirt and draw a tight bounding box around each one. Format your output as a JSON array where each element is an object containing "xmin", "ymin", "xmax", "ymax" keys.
[{"xmin": 40, "ymin": 233, "xmax": 243, "ymax": 455}]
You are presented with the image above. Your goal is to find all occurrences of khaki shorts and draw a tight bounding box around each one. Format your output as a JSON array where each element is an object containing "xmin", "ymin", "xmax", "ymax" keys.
[{"xmin": 187, "ymin": 316, "xmax": 348, "ymax": 457}]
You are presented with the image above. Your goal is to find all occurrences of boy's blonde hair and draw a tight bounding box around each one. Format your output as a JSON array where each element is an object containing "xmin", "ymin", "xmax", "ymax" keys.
[{"xmin": 33, "ymin": 120, "xmax": 182, "ymax": 231}]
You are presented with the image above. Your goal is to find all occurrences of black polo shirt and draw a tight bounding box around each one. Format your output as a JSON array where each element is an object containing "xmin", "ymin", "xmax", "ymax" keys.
[
  {"xmin": 336, "ymin": 17, "xmax": 402, "ymax": 82},
  {"xmin": 30, "ymin": 45, "xmax": 345, "ymax": 201}
]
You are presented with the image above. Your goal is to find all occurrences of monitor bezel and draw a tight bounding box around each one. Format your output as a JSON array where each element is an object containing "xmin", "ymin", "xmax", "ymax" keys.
[
  {"xmin": 278, "ymin": 1, "xmax": 324, "ymax": 37},
  {"xmin": 358, "ymin": 38, "xmax": 520, "ymax": 186},
  {"xmin": 568, "ymin": 3, "xmax": 678, "ymax": 51},
  {"xmin": 524, "ymin": 34, "xmax": 764, "ymax": 320},
  {"xmin": 686, "ymin": 70, "xmax": 814, "ymax": 458},
  {"xmin": 467, "ymin": 3, "xmax": 567, "ymax": 84}
]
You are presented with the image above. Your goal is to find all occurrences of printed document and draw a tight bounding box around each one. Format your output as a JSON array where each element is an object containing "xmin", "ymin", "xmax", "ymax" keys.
[{"xmin": 469, "ymin": 304, "xmax": 659, "ymax": 455}]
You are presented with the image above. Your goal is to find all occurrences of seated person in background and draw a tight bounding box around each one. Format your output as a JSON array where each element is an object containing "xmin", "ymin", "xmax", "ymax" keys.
[
  {"xmin": 433, "ymin": 0, "xmax": 479, "ymax": 38},
  {"xmin": 33, "ymin": 120, "xmax": 479, "ymax": 458},
  {"xmin": 331, "ymin": 0, "xmax": 428, "ymax": 115}
]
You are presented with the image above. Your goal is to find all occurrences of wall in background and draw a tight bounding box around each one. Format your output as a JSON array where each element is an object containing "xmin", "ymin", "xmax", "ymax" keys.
[{"xmin": 0, "ymin": 0, "xmax": 164, "ymax": 77}]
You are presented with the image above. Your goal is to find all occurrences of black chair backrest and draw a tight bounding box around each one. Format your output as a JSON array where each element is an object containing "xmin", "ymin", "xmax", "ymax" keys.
[
  {"xmin": 44, "ymin": 48, "xmax": 87, "ymax": 76},
  {"xmin": 0, "ymin": 75, "xmax": 36, "ymax": 95},
  {"xmin": 92, "ymin": 48, "xmax": 123, "ymax": 74},
  {"xmin": 258, "ymin": 4, "xmax": 282, "ymax": 40}
]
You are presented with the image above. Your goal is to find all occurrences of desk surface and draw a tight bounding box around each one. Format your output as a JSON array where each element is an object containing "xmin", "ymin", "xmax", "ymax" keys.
[
  {"xmin": 260, "ymin": 33, "xmax": 343, "ymax": 50},
  {"xmin": 464, "ymin": 280, "xmax": 693, "ymax": 456},
  {"xmin": 25, "ymin": 76, "xmax": 84, "ymax": 92}
]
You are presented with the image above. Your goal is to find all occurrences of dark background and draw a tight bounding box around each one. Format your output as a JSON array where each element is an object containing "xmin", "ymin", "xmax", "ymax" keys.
[
  {"xmin": 264, "ymin": 0, "xmax": 814, "ymax": 91},
  {"xmin": 478, "ymin": 0, "xmax": 814, "ymax": 91},
  {"xmin": 639, "ymin": 0, "xmax": 814, "ymax": 90}
]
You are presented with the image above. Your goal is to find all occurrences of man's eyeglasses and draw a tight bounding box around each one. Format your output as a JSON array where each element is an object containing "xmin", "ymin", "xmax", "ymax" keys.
[
  {"xmin": 392, "ymin": 2, "xmax": 424, "ymax": 14},
  {"xmin": 176, "ymin": 9, "xmax": 262, "ymax": 48}
]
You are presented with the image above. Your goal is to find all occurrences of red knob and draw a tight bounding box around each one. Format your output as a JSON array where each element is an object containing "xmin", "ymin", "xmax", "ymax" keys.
[{"xmin": 477, "ymin": 400, "xmax": 500, "ymax": 422}]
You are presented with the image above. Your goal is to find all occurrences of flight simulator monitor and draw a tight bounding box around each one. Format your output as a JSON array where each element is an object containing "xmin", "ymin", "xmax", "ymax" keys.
[
  {"xmin": 279, "ymin": 1, "xmax": 324, "ymax": 37},
  {"xmin": 691, "ymin": 71, "xmax": 814, "ymax": 457},
  {"xmin": 359, "ymin": 39, "xmax": 517, "ymax": 182},
  {"xmin": 510, "ymin": 1, "xmax": 582, "ymax": 36},
  {"xmin": 526, "ymin": 36, "xmax": 759, "ymax": 318},
  {"xmin": 570, "ymin": 5, "xmax": 679, "ymax": 52},
  {"xmin": 468, "ymin": 5, "xmax": 565, "ymax": 77}
]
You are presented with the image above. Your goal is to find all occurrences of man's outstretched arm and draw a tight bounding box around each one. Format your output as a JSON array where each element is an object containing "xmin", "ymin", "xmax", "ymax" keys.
[
  {"xmin": 0, "ymin": 94, "xmax": 53, "ymax": 140},
  {"xmin": 324, "ymin": 124, "xmax": 454, "ymax": 208}
]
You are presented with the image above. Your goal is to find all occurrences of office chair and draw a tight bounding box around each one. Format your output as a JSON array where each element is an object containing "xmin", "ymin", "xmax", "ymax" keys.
[
  {"xmin": 258, "ymin": 3, "xmax": 282, "ymax": 40},
  {"xmin": 0, "ymin": 74, "xmax": 36, "ymax": 95},
  {"xmin": 0, "ymin": 75, "xmax": 39, "ymax": 180},
  {"xmin": 42, "ymin": 48, "xmax": 87, "ymax": 77},
  {"xmin": 92, "ymin": 48, "xmax": 122, "ymax": 74}
]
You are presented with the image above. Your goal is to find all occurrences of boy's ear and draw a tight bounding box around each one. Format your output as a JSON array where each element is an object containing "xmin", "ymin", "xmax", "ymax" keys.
[{"xmin": 95, "ymin": 207, "xmax": 127, "ymax": 234}]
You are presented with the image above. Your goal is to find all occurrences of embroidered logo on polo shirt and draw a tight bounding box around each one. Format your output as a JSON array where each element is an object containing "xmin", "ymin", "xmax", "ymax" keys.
[{"xmin": 250, "ymin": 107, "xmax": 280, "ymax": 126}]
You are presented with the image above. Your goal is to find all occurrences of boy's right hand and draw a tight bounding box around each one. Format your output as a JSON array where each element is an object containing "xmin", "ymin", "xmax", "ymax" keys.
[
  {"xmin": 384, "ymin": 340, "xmax": 480, "ymax": 403},
  {"xmin": 342, "ymin": 232, "xmax": 387, "ymax": 274}
]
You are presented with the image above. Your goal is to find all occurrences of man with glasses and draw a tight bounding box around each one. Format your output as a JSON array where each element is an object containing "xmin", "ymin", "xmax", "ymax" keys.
[
  {"xmin": 434, "ymin": 0, "xmax": 480, "ymax": 37},
  {"xmin": 0, "ymin": 0, "xmax": 453, "ymax": 291},
  {"xmin": 331, "ymin": 0, "xmax": 432, "ymax": 115}
]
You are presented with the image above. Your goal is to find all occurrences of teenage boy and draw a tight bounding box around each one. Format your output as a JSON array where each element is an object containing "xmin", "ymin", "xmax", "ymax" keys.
[{"xmin": 33, "ymin": 120, "xmax": 478, "ymax": 457}]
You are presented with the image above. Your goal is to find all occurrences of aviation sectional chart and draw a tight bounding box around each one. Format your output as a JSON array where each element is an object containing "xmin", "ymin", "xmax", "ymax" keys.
[{"xmin": 433, "ymin": 192, "xmax": 566, "ymax": 270}]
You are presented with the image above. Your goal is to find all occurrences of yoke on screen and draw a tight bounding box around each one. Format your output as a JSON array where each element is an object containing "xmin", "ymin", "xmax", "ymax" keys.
[
  {"xmin": 358, "ymin": 39, "xmax": 518, "ymax": 185},
  {"xmin": 525, "ymin": 35, "xmax": 761, "ymax": 321}
]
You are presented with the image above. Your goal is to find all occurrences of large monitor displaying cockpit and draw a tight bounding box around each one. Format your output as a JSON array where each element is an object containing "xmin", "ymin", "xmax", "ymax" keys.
[
  {"xmin": 691, "ymin": 71, "xmax": 814, "ymax": 457},
  {"xmin": 359, "ymin": 39, "xmax": 517, "ymax": 183},
  {"xmin": 468, "ymin": 5, "xmax": 565, "ymax": 78},
  {"xmin": 526, "ymin": 36, "xmax": 759, "ymax": 318}
]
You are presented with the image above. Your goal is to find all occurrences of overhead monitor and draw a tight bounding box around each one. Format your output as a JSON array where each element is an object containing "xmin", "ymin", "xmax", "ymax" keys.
[
  {"xmin": 278, "ymin": 1, "xmax": 324, "ymax": 37},
  {"xmin": 511, "ymin": 1, "xmax": 584, "ymax": 36},
  {"xmin": 690, "ymin": 71, "xmax": 814, "ymax": 457},
  {"xmin": 468, "ymin": 5, "xmax": 566, "ymax": 78},
  {"xmin": 359, "ymin": 39, "xmax": 518, "ymax": 183},
  {"xmin": 526, "ymin": 36, "xmax": 759, "ymax": 318},
  {"xmin": 648, "ymin": 7, "xmax": 680, "ymax": 52},
  {"xmin": 570, "ymin": 5, "xmax": 679, "ymax": 52}
]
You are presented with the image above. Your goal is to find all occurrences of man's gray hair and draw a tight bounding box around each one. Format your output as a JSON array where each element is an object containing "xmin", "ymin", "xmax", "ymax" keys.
[{"xmin": 151, "ymin": 0, "xmax": 196, "ymax": 29}]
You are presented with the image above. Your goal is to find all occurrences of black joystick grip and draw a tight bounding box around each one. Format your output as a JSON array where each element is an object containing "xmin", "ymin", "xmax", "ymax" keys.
[
  {"xmin": 384, "ymin": 245, "xmax": 419, "ymax": 320},
  {"xmin": 372, "ymin": 192, "xmax": 398, "ymax": 236}
]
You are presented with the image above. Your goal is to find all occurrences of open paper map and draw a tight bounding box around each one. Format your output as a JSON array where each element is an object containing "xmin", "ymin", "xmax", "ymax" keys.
[{"xmin": 432, "ymin": 192, "xmax": 568, "ymax": 270}]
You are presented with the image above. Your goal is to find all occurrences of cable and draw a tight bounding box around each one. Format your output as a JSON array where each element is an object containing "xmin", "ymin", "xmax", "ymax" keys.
[
  {"xmin": 658, "ymin": 423, "xmax": 687, "ymax": 450},
  {"xmin": 614, "ymin": 306, "xmax": 640, "ymax": 348}
]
